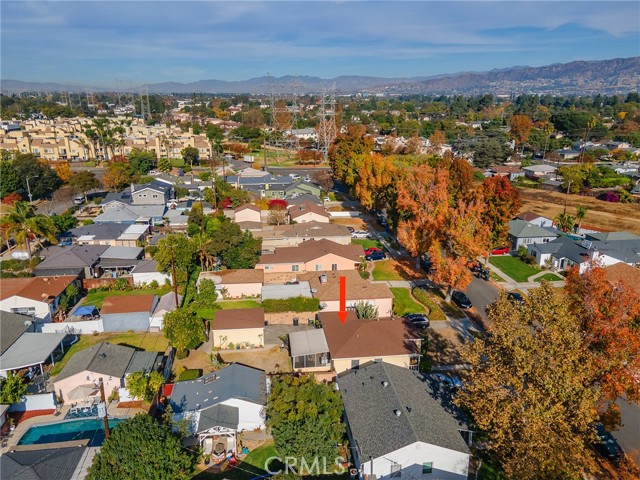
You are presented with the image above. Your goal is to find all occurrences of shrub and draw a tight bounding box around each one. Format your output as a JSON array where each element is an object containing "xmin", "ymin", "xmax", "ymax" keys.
[
  {"xmin": 262, "ymin": 296, "xmax": 320, "ymax": 313},
  {"xmin": 0, "ymin": 259, "xmax": 29, "ymax": 271},
  {"xmin": 354, "ymin": 301, "xmax": 378, "ymax": 319},
  {"xmin": 149, "ymin": 280, "xmax": 159, "ymax": 289},
  {"xmin": 411, "ymin": 287, "xmax": 447, "ymax": 321},
  {"xmin": 358, "ymin": 270, "xmax": 370, "ymax": 280},
  {"xmin": 178, "ymin": 369, "xmax": 202, "ymax": 381}
]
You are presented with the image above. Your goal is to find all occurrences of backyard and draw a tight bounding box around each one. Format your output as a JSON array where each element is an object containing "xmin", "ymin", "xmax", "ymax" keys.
[
  {"xmin": 488, "ymin": 255, "xmax": 540, "ymax": 282},
  {"xmin": 194, "ymin": 442, "xmax": 279, "ymax": 480},
  {"xmin": 50, "ymin": 332, "xmax": 169, "ymax": 376},
  {"xmin": 391, "ymin": 288, "xmax": 427, "ymax": 316},
  {"xmin": 196, "ymin": 299, "xmax": 262, "ymax": 320},
  {"xmin": 81, "ymin": 287, "xmax": 172, "ymax": 309}
]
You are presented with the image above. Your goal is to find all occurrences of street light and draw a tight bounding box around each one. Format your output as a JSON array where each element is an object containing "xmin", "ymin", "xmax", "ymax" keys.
[{"xmin": 26, "ymin": 175, "xmax": 39, "ymax": 205}]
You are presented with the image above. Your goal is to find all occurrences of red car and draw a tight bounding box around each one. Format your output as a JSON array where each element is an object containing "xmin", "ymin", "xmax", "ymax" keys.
[
  {"xmin": 491, "ymin": 246, "xmax": 510, "ymax": 255},
  {"xmin": 364, "ymin": 247, "xmax": 383, "ymax": 256}
]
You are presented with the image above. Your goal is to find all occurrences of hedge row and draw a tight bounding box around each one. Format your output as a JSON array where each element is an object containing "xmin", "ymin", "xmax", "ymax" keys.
[
  {"xmin": 411, "ymin": 288, "xmax": 447, "ymax": 321},
  {"xmin": 178, "ymin": 369, "xmax": 202, "ymax": 381},
  {"xmin": 262, "ymin": 296, "xmax": 320, "ymax": 313}
]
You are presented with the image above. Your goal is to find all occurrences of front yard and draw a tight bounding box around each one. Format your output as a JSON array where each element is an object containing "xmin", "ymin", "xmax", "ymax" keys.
[
  {"xmin": 50, "ymin": 332, "xmax": 169, "ymax": 376},
  {"xmin": 351, "ymin": 238, "xmax": 385, "ymax": 251},
  {"xmin": 488, "ymin": 255, "xmax": 540, "ymax": 282},
  {"xmin": 534, "ymin": 273, "xmax": 563, "ymax": 282},
  {"xmin": 391, "ymin": 288, "xmax": 427, "ymax": 315},
  {"xmin": 371, "ymin": 258, "xmax": 423, "ymax": 281}
]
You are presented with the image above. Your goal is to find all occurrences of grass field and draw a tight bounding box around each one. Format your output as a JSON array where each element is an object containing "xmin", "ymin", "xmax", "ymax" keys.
[
  {"xmin": 352, "ymin": 238, "xmax": 385, "ymax": 250},
  {"xmin": 50, "ymin": 332, "xmax": 169, "ymax": 376},
  {"xmin": 371, "ymin": 259, "xmax": 404, "ymax": 281},
  {"xmin": 196, "ymin": 300, "xmax": 262, "ymax": 319},
  {"xmin": 195, "ymin": 442, "xmax": 279, "ymax": 480},
  {"xmin": 489, "ymin": 270, "xmax": 505, "ymax": 282},
  {"xmin": 489, "ymin": 256, "xmax": 540, "ymax": 282},
  {"xmin": 82, "ymin": 287, "xmax": 172, "ymax": 309},
  {"xmin": 534, "ymin": 272, "xmax": 563, "ymax": 282},
  {"xmin": 391, "ymin": 288, "xmax": 427, "ymax": 315}
]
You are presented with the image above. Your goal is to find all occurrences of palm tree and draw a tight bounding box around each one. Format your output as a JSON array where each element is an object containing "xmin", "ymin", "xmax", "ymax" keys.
[
  {"xmin": 7, "ymin": 202, "xmax": 58, "ymax": 258},
  {"xmin": 575, "ymin": 205, "xmax": 588, "ymax": 233},
  {"xmin": 554, "ymin": 212, "xmax": 575, "ymax": 233}
]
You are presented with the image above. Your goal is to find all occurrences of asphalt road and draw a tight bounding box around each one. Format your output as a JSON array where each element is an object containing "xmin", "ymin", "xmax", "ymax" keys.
[
  {"xmin": 615, "ymin": 397, "xmax": 640, "ymax": 465},
  {"xmin": 464, "ymin": 276, "xmax": 500, "ymax": 320}
]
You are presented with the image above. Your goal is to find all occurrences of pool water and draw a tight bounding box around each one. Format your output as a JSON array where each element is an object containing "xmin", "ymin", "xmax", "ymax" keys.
[{"xmin": 18, "ymin": 418, "xmax": 125, "ymax": 446}]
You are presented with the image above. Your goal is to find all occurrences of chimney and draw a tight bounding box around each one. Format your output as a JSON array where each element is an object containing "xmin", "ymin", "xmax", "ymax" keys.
[
  {"xmin": 131, "ymin": 182, "xmax": 136, "ymax": 193},
  {"xmin": 319, "ymin": 274, "xmax": 327, "ymax": 284}
]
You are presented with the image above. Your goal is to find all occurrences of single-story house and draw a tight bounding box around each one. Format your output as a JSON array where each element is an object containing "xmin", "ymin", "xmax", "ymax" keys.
[
  {"xmin": 507, "ymin": 219, "xmax": 558, "ymax": 250},
  {"xmin": 301, "ymin": 270, "xmax": 394, "ymax": 317},
  {"xmin": 256, "ymin": 239, "xmax": 363, "ymax": 277},
  {"xmin": 54, "ymin": 342, "xmax": 136, "ymax": 402},
  {"xmin": 100, "ymin": 294, "xmax": 158, "ymax": 331},
  {"xmin": 288, "ymin": 202, "xmax": 330, "ymax": 223},
  {"xmin": 487, "ymin": 165, "xmax": 524, "ymax": 180},
  {"xmin": 212, "ymin": 308, "xmax": 265, "ymax": 349},
  {"xmin": 261, "ymin": 282, "xmax": 312, "ymax": 300},
  {"xmin": 318, "ymin": 311, "xmax": 421, "ymax": 374},
  {"xmin": 254, "ymin": 221, "xmax": 352, "ymax": 249},
  {"xmin": 0, "ymin": 276, "xmax": 79, "ymax": 323},
  {"xmin": 234, "ymin": 203, "xmax": 262, "ymax": 223},
  {"xmin": 33, "ymin": 245, "xmax": 108, "ymax": 278},
  {"xmin": 523, "ymin": 164, "xmax": 557, "ymax": 179},
  {"xmin": 131, "ymin": 259, "xmax": 172, "ymax": 287},
  {"xmin": 97, "ymin": 246, "xmax": 145, "ymax": 276},
  {"xmin": 603, "ymin": 262, "xmax": 640, "ymax": 295},
  {"xmin": 0, "ymin": 444, "xmax": 90, "ymax": 480},
  {"xmin": 515, "ymin": 211, "xmax": 555, "ymax": 228},
  {"xmin": 197, "ymin": 269, "xmax": 263, "ymax": 299},
  {"xmin": 150, "ymin": 292, "xmax": 181, "ymax": 331},
  {"xmin": 168, "ymin": 364, "xmax": 266, "ymax": 446},
  {"xmin": 94, "ymin": 204, "xmax": 166, "ymax": 226},
  {"xmin": 286, "ymin": 193, "xmax": 323, "ymax": 206},
  {"xmin": 289, "ymin": 328, "xmax": 331, "ymax": 372},
  {"xmin": 62, "ymin": 223, "xmax": 149, "ymax": 247},
  {"xmin": 283, "ymin": 179, "xmax": 322, "ymax": 198},
  {"xmin": 338, "ymin": 362, "xmax": 470, "ymax": 480}
]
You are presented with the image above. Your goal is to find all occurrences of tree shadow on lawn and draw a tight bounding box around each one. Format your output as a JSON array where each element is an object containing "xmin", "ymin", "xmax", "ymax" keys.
[{"xmin": 391, "ymin": 257, "xmax": 424, "ymax": 280}]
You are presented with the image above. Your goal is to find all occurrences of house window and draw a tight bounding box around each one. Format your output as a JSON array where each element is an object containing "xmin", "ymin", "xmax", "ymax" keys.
[
  {"xmin": 390, "ymin": 463, "xmax": 402, "ymax": 478},
  {"xmin": 292, "ymin": 265, "xmax": 299, "ymax": 272},
  {"xmin": 331, "ymin": 264, "xmax": 338, "ymax": 271},
  {"xmin": 11, "ymin": 307, "xmax": 35, "ymax": 316},
  {"xmin": 422, "ymin": 462, "xmax": 433, "ymax": 475},
  {"xmin": 152, "ymin": 194, "xmax": 158, "ymax": 198},
  {"xmin": 315, "ymin": 264, "xmax": 322, "ymax": 271}
]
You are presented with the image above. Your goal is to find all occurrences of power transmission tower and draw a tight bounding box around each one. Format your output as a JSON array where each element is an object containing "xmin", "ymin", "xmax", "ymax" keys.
[
  {"xmin": 139, "ymin": 85, "xmax": 151, "ymax": 121},
  {"xmin": 317, "ymin": 85, "xmax": 337, "ymax": 161},
  {"xmin": 268, "ymin": 74, "xmax": 300, "ymax": 153}
]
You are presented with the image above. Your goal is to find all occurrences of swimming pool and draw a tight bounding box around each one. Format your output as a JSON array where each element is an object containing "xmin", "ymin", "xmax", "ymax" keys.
[{"xmin": 18, "ymin": 417, "xmax": 125, "ymax": 446}]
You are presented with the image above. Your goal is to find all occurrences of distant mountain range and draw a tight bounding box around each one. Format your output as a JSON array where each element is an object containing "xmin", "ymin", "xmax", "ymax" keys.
[{"xmin": 2, "ymin": 57, "xmax": 638, "ymax": 96}]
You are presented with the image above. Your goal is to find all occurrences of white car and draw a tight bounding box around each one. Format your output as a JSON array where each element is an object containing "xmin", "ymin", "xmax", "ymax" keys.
[
  {"xmin": 323, "ymin": 197, "xmax": 330, "ymax": 203},
  {"xmin": 351, "ymin": 230, "xmax": 371, "ymax": 239}
]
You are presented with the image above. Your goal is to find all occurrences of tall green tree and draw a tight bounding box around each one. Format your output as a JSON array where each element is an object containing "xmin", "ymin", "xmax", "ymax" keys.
[
  {"xmin": 87, "ymin": 414, "xmax": 198, "ymax": 480},
  {"xmin": 128, "ymin": 148, "xmax": 156, "ymax": 175},
  {"xmin": 265, "ymin": 374, "xmax": 344, "ymax": 462},
  {"xmin": 69, "ymin": 171, "xmax": 100, "ymax": 200},
  {"xmin": 163, "ymin": 308, "xmax": 206, "ymax": 358},
  {"xmin": 154, "ymin": 234, "xmax": 196, "ymax": 284},
  {"xmin": 457, "ymin": 283, "xmax": 599, "ymax": 479},
  {"xmin": 472, "ymin": 138, "xmax": 510, "ymax": 168},
  {"xmin": 0, "ymin": 371, "xmax": 27, "ymax": 404},
  {"xmin": 12, "ymin": 153, "xmax": 62, "ymax": 200},
  {"xmin": 181, "ymin": 146, "xmax": 200, "ymax": 167}
]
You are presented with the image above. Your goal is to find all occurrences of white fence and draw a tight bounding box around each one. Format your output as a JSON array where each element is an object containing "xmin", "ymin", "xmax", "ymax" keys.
[
  {"xmin": 41, "ymin": 319, "xmax": 104, "ymax": 334},
  {"xmin": 8, "ymin": 392, "xmax": 57, "ymax": 412},
  {"xmin": 328, "ymin": 211, "xmax": 361, "ymax": 218}
]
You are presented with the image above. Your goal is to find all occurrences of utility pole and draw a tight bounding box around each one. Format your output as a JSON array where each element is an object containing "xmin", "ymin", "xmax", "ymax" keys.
[
  {"xmin": 170, "ymin": 243, "xmax": 179, "ymax": 309},
  {"xmin": 562, "ymin": 180, "xmax": 573, "ymax": 215},
  {"xmin": 26, "ymin": 175, "xmax": 39, "ymax": 205},
  {"xmin": 98, "ymin": 378, "xmax": 110, "ymax": 439}
]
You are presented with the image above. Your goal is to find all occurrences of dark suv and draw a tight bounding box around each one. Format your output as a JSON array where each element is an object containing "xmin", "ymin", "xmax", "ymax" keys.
[
  {"xmin": 365, "ymin": 250, "xmax": 386, "ymax": 261},
  {"xmin": 403, "ymin": 313, "xmax": 430, "ymax": 330},
  {"xmin": 452, "ymin": 291, "xmax": 472, "ymax": 309}
]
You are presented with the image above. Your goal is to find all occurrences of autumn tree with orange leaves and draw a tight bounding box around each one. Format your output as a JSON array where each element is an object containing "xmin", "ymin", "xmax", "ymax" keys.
[
  {"xmin": 53, "ymin": 162, "xmax": 73, "ymax": 183},
  {"xmin": 328, "ymin": 124, "xmax": 373, "ymax": 187},
  {"xmin": 510, "ymin": 114, "xmax": 533, "ymax": 153},
  {"xmin": 480, "ymin": 176, "xmax": 522, "ymax": 249},
  {"xmin": 354, "ymin": 153, "xmax": 396, "ymax": 210},
  {"xmin": 396, "ymin": 164, "xmax": 490, "ymax": 301}
]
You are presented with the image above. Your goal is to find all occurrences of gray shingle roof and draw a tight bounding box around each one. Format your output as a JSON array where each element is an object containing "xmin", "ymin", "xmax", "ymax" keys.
[
  {"xmin": 125, "ymin": 351, "xmax": 163, "ymax": 375},
  {"xmin": 35, "ymin": 245, "xmax": 108, "ymax": 270},
  {"xmin": 0, "ymin": 311, "xmax": 31, "ymax": 355},
  {"xmin": 65, "ymin": 223, "xmax": 128, "ymax": 240},
  {"xmin": 508, "ymin": 219, "xmax": 558, "ymax": 239},
  {"xmin": 337, "ymin": 362, "xmax": 470, "ymax": 459},
  {"xmin": 197, "ymin": 404, "xmax": 240, "ymax": 432},
  {"xmin": 0, "ymin": 446, "xmax": 87, "ymax": 480},
  {"xmin": 132, "ymin": 258, "xmax": 160, "ymax": 274},
  {"xmin": 54, "ymin": 342, "xmax": 136, "ymax": 382},
  {"xmin": 169, "ymin": 363, "xmax": 266, "ymax": 413}
]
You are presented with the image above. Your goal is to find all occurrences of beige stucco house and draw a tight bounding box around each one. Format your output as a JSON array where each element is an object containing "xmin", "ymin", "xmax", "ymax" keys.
[
  {"xmin": 234, "ymin": 204, "xmax": 262, "ymax": 223},
  {"xmin": 213, "ymin": 308, "xmax": 265, "ymax": 349},
  {"xmin": 197, "ymin": 269, "xmax": 264, "ymax": 299},
  {"xmin": 288, "ymin": 202, "xmax": 330, "ymax": 223}
]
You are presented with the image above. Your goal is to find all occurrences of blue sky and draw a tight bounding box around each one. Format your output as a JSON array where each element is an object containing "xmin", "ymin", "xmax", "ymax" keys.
[{"xmin": 1, "ymin": 1, "xmax": 639, "ymax": 86}]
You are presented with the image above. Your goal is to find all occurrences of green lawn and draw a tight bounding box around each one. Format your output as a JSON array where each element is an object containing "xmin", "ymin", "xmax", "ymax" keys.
[
  {"xmin": 351, "ymin": 238, "xmax": 385, "ymax": 250},
  {"xmin": 372, "ymin": 260, "xmax": 404, "ymax": 281},
  {"xmin": 196, "ymin": 300, "xmax": 261, "ymax": 320},
  {"xmin": 489, "ymin": 270, "xmax": 505, "ymax": 282},
  {"xmin": 534, "ymin": 273, "xmax": 563, "ymax": 282},
  {"xmin": 82, "ymin": 287, "xmax": 172, "ymax": 309},
  {"xmin": 196, "ymin": 442, "xmax": 279, "ymax": 480},
  {"xmin": 488, "ymin": 256, "xmax": 540, "ymax": 282},
  {"xmin": 391, "ymin": 288, "xmax": 427, "ymax": 315},
  {"xmin": 51, "ymin": 332, "xmax": 169, "ymax": 376}
]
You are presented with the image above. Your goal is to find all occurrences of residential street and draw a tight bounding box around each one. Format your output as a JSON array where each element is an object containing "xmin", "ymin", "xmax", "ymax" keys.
[{"xmin": 464, "ymin": 277, "xmax": 500, "ymax": 321}]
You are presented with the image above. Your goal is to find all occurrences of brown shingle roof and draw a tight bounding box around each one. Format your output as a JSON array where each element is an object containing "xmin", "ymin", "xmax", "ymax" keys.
[
  {"xmin": 199, "ymin": 269, "xmax": 264, "ymax": 285},
  {"xmin": 236, "ymin": 203, "xmax": 260, "ymax": 213},
  {"xmin": 257, "ymin": 239, "xmax": 363, "ymax": 265},
  {"xmin": 516, "ymin": 211, "xmax": 548, "ymax": 222},
  {"xmin": 288, "ymin": 202, "xmax": 330, "ymax": 220},
  {"xmin": 214, "ymin": 308, "xmax": 265, "ymax": 330},
  {"xmin": 0, "ymin": 276, "xmax": 77, "ymax": 303},
  {"xmin": 604, "ymin": 263, "xmax": 640, "ymax": 295},
  {"xmin": 254, "ymin": 222, "xmax": 351, "ymax": 241},
  {"xmin": 100, "ymin": 294, "xmax": 156, "ymax": 314},
  {"xmin": 299, "ymin": 270, "xmax": 392, "ymax": 302},
  {"xmin": 319, "ymin": 311, "xmax": 420, "ymax": 359}
]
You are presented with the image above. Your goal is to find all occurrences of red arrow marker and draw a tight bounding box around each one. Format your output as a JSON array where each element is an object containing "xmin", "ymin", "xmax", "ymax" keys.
[{"xmin": 338, "ymin": 275, "xmax": 347, "ymax": 324}]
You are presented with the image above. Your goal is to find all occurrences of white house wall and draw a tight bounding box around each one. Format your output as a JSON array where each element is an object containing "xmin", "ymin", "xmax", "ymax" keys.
[
  {"xmin": 360, "ymin": 441, "xmax": 469, "ymax": 480},
  {"xmin": 320, "ymin": 298, "xmax": 394, "ymax": 318},
  {"xmin": 133, "ymin": 271, "xmax": 171, "ymax": 287},
  {"xmin": 219, "ymin": 398, "xmax": 264, "ymax": 431},
  {"xmin": 0, "ymin": 296, "xmax": 52, "ymax": 322}
]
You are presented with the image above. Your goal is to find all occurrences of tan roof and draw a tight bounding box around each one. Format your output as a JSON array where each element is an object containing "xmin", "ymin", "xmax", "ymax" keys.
[
  {"xmin": 100, "ymin": 294, "xmax": 156, "ymax": 314},
  {"xmin": 491, "ymin": 165, "xmax": 522, "ymax": 174},
  {"xmin": 257, "ymin": 239, "xmax": 363, "ymax": 266},
  {"xmin": 214, "ymin": 308, "xmax": 265, "ymax": 330},
  {"xmin": 236, "ymin": 203, "xmax": 260, "ymax": 213},
  {"xmin": 0, "ymin": 276, "xmax": 77, "ymax": 303},
  {"xmin": 516, "ymin": 211, "xmax": 549, "ymax": 222},
  {"xmin": 199, "ymin": 269, "xmax": 264, "ymax": 285},
  {"xmin": 319, "ymin": 311, "xmax": 420, "ymax": 359},
  {"xmin": 288, "ymin": 202, "xmax": 330, "ymax": 220},
  {"xmin": 299, "ymin": 270, "xmax": 392, "ymax": 302},
  {"xmin": 604, "ymin": 263, "xmax": 640, "ymax": 295},
  {"xmin": 254, "ymin": 221, "xmax": 351, "ymax": 241}
]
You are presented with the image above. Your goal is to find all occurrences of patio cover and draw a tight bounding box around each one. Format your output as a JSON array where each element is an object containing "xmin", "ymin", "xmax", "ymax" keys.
[
  {"xmin": 289, "ymin": 329, "xmax": 329, "ymax": 357},
  {"xmin": 0, "ymin": 333, "xmax": 67, "ymax": 371},
  {"xmin": 261, "ymin": 282, "xmax": 312, "ymax": 300},
  {"xmin": 72, "ymin": 305, "xmax": 99, "ymax": 317},
  {"xmin": 68, "ymin": 384, "xmax": 99, "ymax": 401}
]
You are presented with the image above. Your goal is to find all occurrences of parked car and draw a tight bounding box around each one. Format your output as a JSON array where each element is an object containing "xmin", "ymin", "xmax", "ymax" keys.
[
  {"xmin": 451, "ymin": 291, "xmax": 472, "ymax": 309},
  {"xmin": 491, "ymin": 246, "xmax": 510, "ymax": 255},
  {"xmin": 420, "ymin": 254, "xmax": 433, "ymax": 273},
  {"xmin": 403, "ymin": 313, "xmax": 430, "ymax": 330},
  {"xmin": 346, "ymin": 226, "xmax": 355, "ymax": 233},
  {"xmin": 364, "ymin": 247, "xmax": 383, "ymax": 256},
  {"xmin": 594, "ymin": 423, "xmax": 624, "ymax": 463},
  {"xmin": 323, "ymin": 197, "xmax": 330, "ymax": 203},
  {"xmin": 507, "ymin": 292, "xmax": 524, "ymax": 303},
  {"xmin": 73, "ymin": 195, "xmax": 85, "ymax": 205},
  {"xmin": 365, "ymin": 250, "xmax": 386, "ymax": 261},
  {"xmin": 351, "ymin": 230, "xmax": 371, "ymax": 239},
  {"xmin": 431, "ymin": 373, "xmax": 463, "ymax": 390},
  {"xmin": 376, "ymin": 214, "xmax": 388, "ymax": 227}
]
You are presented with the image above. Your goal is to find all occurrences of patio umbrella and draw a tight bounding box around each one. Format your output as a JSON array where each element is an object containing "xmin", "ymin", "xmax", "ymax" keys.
[{"xmin": 67, "ymin": 384, "xmax": 99, "ymax": 401}]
